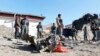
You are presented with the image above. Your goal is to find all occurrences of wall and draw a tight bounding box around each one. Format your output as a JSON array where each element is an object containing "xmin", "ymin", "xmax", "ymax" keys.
[
  {"xmin": 29, "ymin": 21, "xmax": 39, "ymax": 37},
  {"xmin": 0, "ymin": 16, "xmax": 15, "ymax": 38},
  {"xmin": 0, "ymin": 16, "xmax": 14, "ymax": 28},
  {"xmin": 0, "ymin": 16, "xmax": 40, "ymax": 38}
]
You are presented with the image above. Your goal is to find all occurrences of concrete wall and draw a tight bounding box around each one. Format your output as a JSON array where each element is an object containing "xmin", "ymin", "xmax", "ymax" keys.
[{"xmin": 29, "ymin": 21, "xmax": 38, "ymax": 37}]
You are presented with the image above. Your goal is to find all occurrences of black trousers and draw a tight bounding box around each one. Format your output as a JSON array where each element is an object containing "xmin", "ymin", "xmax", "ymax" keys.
[
  {"xmin": 92, "ymin": 30, "xmax": 96, "ymax": 41},
  {"xmin": 15, "ymin": 27, "xmax": 20, "ymax": 39}
]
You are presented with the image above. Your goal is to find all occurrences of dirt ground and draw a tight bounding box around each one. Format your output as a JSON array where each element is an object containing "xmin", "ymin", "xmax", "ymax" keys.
[{"xmin": 0, "ymin": 37, "xmax": 100, "ymax": 56}]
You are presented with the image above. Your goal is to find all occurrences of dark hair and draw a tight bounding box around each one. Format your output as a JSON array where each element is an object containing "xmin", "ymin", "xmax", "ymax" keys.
[
  {"xmin": 53, "ymin": 23, "xmax": 55, "ymax": 25},
  {"xmin": 39, "ymin": 22, "xmax": 41, "ymax": 24},
  {"xmin": 58, "ymin": 14, "xmax": 61, "ymax": 17},
  {"xmin": 53, "ymin": 23, "xmax": 55, "ymax": 24}
]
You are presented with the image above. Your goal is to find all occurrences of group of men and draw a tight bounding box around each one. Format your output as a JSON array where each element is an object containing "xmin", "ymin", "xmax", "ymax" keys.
[
  {"xmin": 14, "ymin": 14, "xmax": 64, "ymax": 41},
  {"xmin": 83, "ymin": 20, "xmax": 99, "ymax": 41},
  {"xmin": 36, "ymin": 14, "xmax": 64, "ymax": 40},
  {"xmin": 36, "ymin": 14, "xmax": 64, "ymax": 52},
  {"xmin": 14, "ymin": 16, "xmax": 29, "ymax": 39},
  {"xmin": 14, "ymin": 14, "xmax": 99, "ymax": 42}
]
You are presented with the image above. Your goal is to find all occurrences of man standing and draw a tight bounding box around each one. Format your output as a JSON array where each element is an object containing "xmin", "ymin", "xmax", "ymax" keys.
[
  {"xmin": 37, "ymin": 22, "xmax": 43, "ymax": 38},
  {"xmin": 72, "ymin": 27, "xmax": 77, "ymax": 40},
  {"xmin": 14, "ymin": 16, "xmax": 20, "ymax": 39},
  {"xmin": 51, "ymin": 23, "xmax": 57, "ymax": 35},
  {"xmin": 91, "ymin": 22, "xmax": 96, "ymax": 41},
  {"xmin": 49, "ymin": 23, "xmax": 58, "ymax": 52},
  {"xmin": 83, "ymin": 26, "xmax": 88, "ymax": 41},
  {"xmin": 20, "ymin": 16, "xmax": 29, "ymax": 40},
  {"xmin": 56, "ymin": 14, "xmax": 64, "ymax": 40}
]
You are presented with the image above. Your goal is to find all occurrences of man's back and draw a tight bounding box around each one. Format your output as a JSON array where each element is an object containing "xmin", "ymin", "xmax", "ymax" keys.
[
  {"xmin": 37, "ymin": 24, "xmax": 43, "ymax": 32},
  {"xmin": 21, "ymin": 19, "xmax": 29, "ymax": 26}
]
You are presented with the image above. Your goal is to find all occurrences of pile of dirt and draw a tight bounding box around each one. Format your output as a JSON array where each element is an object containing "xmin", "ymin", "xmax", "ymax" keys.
[{"xmin": 0, "ymin": 25, "xmax": 14, "ymax": 38}]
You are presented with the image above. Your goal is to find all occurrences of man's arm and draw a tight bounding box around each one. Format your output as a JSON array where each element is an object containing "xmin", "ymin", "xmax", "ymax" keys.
[
  {"xmin": 36, "ymin": 25, "xmax": 38, "ymax": 29},
  {"xmin": 61, "ymin": 19, "xmax": 64, "ymax": 27},
  {"xmin": 56, "ymin": 18, "xmax": 60, "ymax": 26},
  {"xmin": 20, "ymin": 19, "xmax": 23, "ymax": 25},
  {"xmin": 41, "ymin": 25, "xmax": 43, "ymax": 31},
  {"xmin": 27, "ymin": 20, "xmax": 29, "ymax": 26}
]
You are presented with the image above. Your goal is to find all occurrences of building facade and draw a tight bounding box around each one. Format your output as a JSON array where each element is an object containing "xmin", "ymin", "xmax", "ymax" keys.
[{"xmin": 0, "ymin": 11, "xmax": 45, "ymax": 37}]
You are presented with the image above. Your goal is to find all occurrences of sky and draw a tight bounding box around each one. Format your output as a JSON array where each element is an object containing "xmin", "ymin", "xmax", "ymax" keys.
[{"xmin": 0, "ymin": 0, "xmax": 100, "ymax": 25}]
